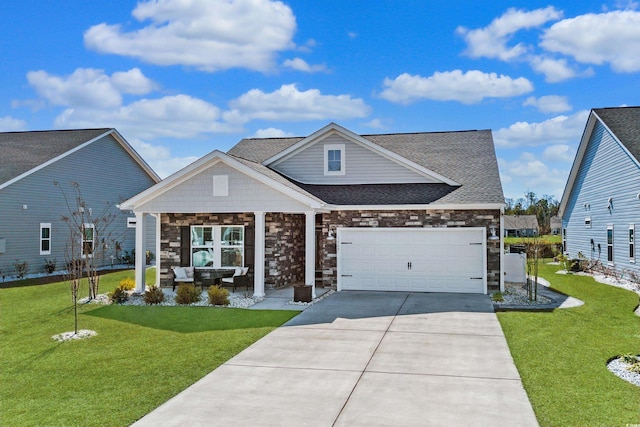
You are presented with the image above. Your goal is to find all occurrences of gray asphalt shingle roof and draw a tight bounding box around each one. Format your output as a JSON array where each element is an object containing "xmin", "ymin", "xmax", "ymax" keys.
[
  {"xmin": 594, "ymin": 107, "xmax": 640, "ymax": 161},
  {"xmin": 0, "ymin": 128, "xmax": 111, "ymax": 185},
  {"xmin": 228, "ymin": 129, "xmax": 504, "ymax": 206},
  {"xmin": 503, "ymin": 215, "xmax": 539, "ymax": 231}
]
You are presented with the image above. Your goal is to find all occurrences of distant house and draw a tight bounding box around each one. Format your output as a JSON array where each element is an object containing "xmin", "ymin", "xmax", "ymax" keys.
[
  {"xmin": 559, "ymin": 107, "xmax": 640, "ymax": 275},
  {"xmin": 550, "ymin": 216, "xmax": 561, "ymax": 235},
  {"xmin": 121, "ymin": 123, "xmax": 505, "ymax": 296},
  {"xmin": 0, "ymin": 129, "xmax": 160, "ymax": 279},
  {"xmin": 503, "ymin": 215, "xmax": 539, "ymax": 237}
]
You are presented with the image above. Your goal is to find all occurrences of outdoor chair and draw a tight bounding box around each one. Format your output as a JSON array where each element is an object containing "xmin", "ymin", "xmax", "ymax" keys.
[
  {"xmin": 221, "ymin": 267, "xmax": 250, "ymax": 292},
  {"xmin": 171, "ymin": 266, "xmax": 195, "ymax": 291}
]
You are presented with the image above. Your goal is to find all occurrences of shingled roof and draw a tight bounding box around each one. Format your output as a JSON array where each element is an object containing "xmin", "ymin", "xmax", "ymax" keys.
[
  {"xmin": 228, "ymin": 129, "xmax": 504, "ymax": 206},
  {"xmin": 503, "ymin": 215, "xmax": 539, "ymax": 231},
  {"xmin": 0, "ymin": 128, "xmax": 111, "ymax": 185},
  {"xmin": 593, "ymin": 107, "xmax": 640, "ymax": 161}
]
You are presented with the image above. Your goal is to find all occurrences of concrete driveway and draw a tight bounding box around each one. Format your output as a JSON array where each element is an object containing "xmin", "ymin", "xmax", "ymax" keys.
[{"xmin": 133, "ymin": 291, "xmax": 538, "ymax": 426}]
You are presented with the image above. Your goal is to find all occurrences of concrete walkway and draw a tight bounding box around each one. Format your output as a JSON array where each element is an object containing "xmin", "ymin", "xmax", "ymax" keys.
[{"xmin": 133, "ymin": 291, "xmax": 538, "ymax": 427}]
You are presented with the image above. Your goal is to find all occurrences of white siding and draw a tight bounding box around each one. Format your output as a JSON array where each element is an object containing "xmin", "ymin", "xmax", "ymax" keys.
[
  {"xmin": 271, "ymin": 134, "xmax": 437, "ymax": 184},
  {"xmin": 138, "ymin": 163, "xmax": 311, "ymax": 213},
  {"xmin": 563, "ymin": 121, "xmax": 640, "ymax": 274}
]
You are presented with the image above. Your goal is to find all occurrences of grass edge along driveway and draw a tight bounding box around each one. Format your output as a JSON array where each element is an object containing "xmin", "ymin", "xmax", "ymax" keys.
[
  {"xmin": 0, "ymin": 270, "xmax": 298, "ymax": 427},
  {"xmin": 497, "ymin": 263, "xmax": 640, "ymax": 427}
]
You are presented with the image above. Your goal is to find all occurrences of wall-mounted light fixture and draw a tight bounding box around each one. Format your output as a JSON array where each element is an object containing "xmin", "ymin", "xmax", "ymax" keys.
[
  {"xmin": 488, "ymin": 225, "xmax": 499, "ymax": 241},
  {"xmin": 327, "ymin": 226, "xmax": 335, "ymax": 241},
  {"xmin": 607, "ymin": 197, "xmax": 613, "ymax": 212}
]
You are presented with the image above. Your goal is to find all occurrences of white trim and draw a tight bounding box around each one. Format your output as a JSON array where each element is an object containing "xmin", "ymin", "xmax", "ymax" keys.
[
  {"xmin": 253, "ymin": 212, "xmax": 265, "ymax": 298},
  {"xmin": 152, "ymin": 213, "xmax": 161, "ymax": 286},
  {"xmin": 500, "ymin": 212, "xmax": 504, "ymax": 292},
  {"xmin": 263, "ymin": 123, "xmax": 460, "ymax": 186},
  {"xmin": 120, "ymin": 151, "xmax": 325, "ymax": 211},
  {"xmin": 324, "ymin": 203, "xmax": 505, "ymax": 211},
  {"xmin": 324, "ymin": 144, "xmax": 345, "ymax": 176},
  {"xmin": 82, "ymin": 223, "xmax": 95, "ymax": 259},
  {"xmin": 305, "ymin": 212, "xmax": 316, "ymax": 297},
  {"xmin": 134, "ymin": 213, "xmax": 146, "ymax": 292},
  {"xmin": 607, "ymin": 224, "xmax": 614, "ymax": 265},
  {"xmin": 39, "ymin": 223, "xmax": 52, "ymax": 255},
  {"xmin": 629, "ymin": 224, "xmax": 635, "ymax": 263},
  {"xmin": 0, "ymin": 129, "xmax": 160, "ymax": 191}
]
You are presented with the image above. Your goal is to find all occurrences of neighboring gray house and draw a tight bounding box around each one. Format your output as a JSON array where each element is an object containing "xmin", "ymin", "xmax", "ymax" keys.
[
  {"xmin": 0, "ymin": 129, "xmax": 160, "ymax": 279},
  {"xmin": 503, "ymin": 215, "xmax": 539, "ymax": 237},
  {"xmin": 121, "ymin": 123, "xmax": 505, "ymax": 297},
  {"xmin": 550, "ymin": 216, "xmax": 561, "ymax": 235},
  {"xmin": 559, "ymin": 107, "xmax": 640, "ymax": 275}
]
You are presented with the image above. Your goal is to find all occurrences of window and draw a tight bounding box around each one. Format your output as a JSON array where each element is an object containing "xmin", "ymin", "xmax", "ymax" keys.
[
  {"xmin": 191, "ymin": 225, "xmax": 244, "ymax": 268},
  {"xmin": 82, "ymin": 224, "xmax": 95, "ymax": 258},
  {"xmin": 324, "ymin": 144, "xmax": 345, "ymax": 175},
  {"xmin": 607, "ymin": 225, "xmax": 614, "ymax": 264},
  {"xmin": 630, "ymin": 225, "xmax": 635, "ymax": 263},
  {"xmin": 40, "ymin": 223, "xmax": 51, "ymax": 255},
  {"xmin": 584, "ymin": 217, "xmax": 591, "ymax": 228},
  {"xmin": 562, "ymin": 228, "xmax": 567, "ymax": 254}
]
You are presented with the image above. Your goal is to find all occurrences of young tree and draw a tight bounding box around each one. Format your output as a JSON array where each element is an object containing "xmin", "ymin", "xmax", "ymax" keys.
[
  {"xmin": 55, "ymin": 181, "xmax": 120, "ymax": 332},
  {"xmin": 523, "ymin": 234, "xmax": 544, "ymax": 301}
]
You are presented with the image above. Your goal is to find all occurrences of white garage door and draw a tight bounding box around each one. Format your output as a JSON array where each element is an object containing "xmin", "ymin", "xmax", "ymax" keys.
[{"xmin": 338, "ymin": 228, "xmax": 486, "ymax": 294}]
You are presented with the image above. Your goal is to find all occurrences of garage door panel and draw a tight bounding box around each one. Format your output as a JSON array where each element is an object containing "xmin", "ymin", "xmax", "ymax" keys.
[{"xmin": 339, "ymin": 228, "xmax": 486, "ymax": 294}]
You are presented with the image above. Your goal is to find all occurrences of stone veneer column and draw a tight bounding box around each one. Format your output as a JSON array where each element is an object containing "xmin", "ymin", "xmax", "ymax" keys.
[
  {"xmin": 253, "ymin": 211, "xmax": 265, "ymax": 297},
  {"xmin": 305, "ymin": 211, "xmax": 316, "ymax": 298}
]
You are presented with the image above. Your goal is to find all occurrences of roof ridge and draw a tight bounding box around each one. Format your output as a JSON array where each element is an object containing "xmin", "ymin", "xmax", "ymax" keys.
[{"xmin": 0, "ymin": 128, "xmax": 112, "ymax": 135}]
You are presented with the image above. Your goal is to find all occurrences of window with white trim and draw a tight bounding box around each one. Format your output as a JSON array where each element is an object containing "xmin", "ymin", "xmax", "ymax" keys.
[
  {"xmin": 191, "ymin": 225, "xmax": 244, "ymax": 268},
  {"xmin": 40, "ymin": 223, "xmax": 51, "ymax": 255},
  {"xmin": 562, "ymin": 228, "xmax": 567, "ymax": 254},
  {"xmin": 82, "ymin": 223, "xmax": 95, "ymax": 258},
  {"xmin": 607, "ymin": 225, "xmax": 614, "ymax": 264},
  {"xmin": 629, "ymin": 224, "xmax": 635, "ymax": 263},
  {"xmin": 324, "ymin": 144, "xmax": 345, "ymax": 175}
]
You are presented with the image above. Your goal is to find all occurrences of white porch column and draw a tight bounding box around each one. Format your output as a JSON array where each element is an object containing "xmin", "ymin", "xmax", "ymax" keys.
[
  {"xmin": 152, "ymin": 213, "xmax": 161, "ymax": 287},
  {"xmin": 253, "ymin": 211, "xmax": 265, "ymax": 298},
  {"xmin": 134, "ymin": 212, "xmax": 146, "ymax": 293},
  {"xmin": 305, "ymin": 211, "xmax": 316, "ymax": 298}
]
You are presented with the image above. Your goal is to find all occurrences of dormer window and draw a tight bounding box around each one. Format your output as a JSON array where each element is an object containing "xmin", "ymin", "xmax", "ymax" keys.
[{"xmin": 324, "ymin": 144, "xmax": 345, "ymax": 175}]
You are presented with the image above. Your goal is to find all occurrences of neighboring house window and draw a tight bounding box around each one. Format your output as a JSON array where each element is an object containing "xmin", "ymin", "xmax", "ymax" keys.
[
  {"xmin": 191, "ymin": 225, "xmax": 244, "ymax": 268},
  {"xmin": 40, "ymin": 223, "xmax": 51, "ymax": 255},
  {"xmin": 630, "ymin": 225, "xmax": 635, "ymax": 263},
  {"xmin": 82, "ymin": 224, "xmax": 95, "ymax": 258},
  {"xmin": 607, "ymin": 225, "xmax": 614, "ymax": 264},
  {"xmin": 562, "ymin": 228, "xmax": 567, "ymax": 253},
  {"xmin": 324, "ymin": 144, "xmax": 345, "ymax": 175},
  {"xmin": 584, "ymin": 217, "xmax": 591, "ymax": 228}
]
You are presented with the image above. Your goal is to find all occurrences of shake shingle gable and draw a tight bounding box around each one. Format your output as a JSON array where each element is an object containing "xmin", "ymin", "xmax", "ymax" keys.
[{"xmin": 228, "ymin": 128, "xmax": 504, "ymax": 206}]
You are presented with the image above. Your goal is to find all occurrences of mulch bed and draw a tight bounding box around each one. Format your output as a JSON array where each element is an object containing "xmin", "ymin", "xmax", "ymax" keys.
[{"xmin": 0, "ymin": 268, "xmax": 132, "ymax": 289}]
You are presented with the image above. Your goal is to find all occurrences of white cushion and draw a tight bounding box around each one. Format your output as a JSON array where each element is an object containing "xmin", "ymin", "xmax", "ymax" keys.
[
  {"xmin": 241, "ymin": 267, "xmax": 249, "ymax": 275},
  {"xmin": 184, "ymin": 267, "xmax": 195, "ymax": 278},
  {"xmin": 173, "ymin": 267, "xmax": 187, "ymax": 279},
  {"xmin": 234, "ymin": 267, "xmax": 242, "ymax": 276},
  {"xmin": 221, "ymin": 277, "xmax": 233, "ymax": 283}
]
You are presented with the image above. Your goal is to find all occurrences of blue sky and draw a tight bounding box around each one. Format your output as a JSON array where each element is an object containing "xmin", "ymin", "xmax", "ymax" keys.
[{"xmin": 2, "ymin": 0, "xmax": 639, "ymax": 202}]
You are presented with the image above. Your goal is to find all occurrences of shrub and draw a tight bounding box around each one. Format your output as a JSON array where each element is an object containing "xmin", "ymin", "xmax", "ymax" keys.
[
  {"xmin": 108, "ymin": 285, "xmax": 130, "ymax": 304},
  {"xmin": 143, "ymin": 285, "xmax": 165, "ymax": 305},
  {"xmin": 13, "ymin": 260, "xmax": 29, "ymax": 279},
  {"xmin": 491, "ymin": 292, "xmax": 504, "ymax": 302},
  {"xmin": 621, "ymin": 353, "xmax": 640, "ymax": 364},
  {"xmin": 175, "ymin": 284, "xmax": 200, "ymax": 305},
  {"xmin": 44, "ymin": 258, "xmax": 56, "ymax": 274},
  {"xmin": 208, "ymin": 286, "xmax": 230, "ymax": 306},
  {"xmin": 119, "ymin": 278, "xmax": 135, "ymax": 291},
  {"xmin": 145, "ymin": 250, "xmax": 155, "ymax": 265}
]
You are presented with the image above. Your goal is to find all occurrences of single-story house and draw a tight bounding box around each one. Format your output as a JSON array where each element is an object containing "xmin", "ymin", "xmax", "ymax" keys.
[
  {"xmin": 0, "ymin": 129, "xmax": 159, "ymax": 278},
  {"xmin": 559, "ymin": 107, "xmax": 639, "ymax": 275},
  {"xmin": 550, "ymin": 216, "xmax": 561, "ymax": 235},
  {"xmin": 121, "ymin": 123, "xmax": 505, "ymax": 297},
  {"xmin": 503, "ymin": 215, "xmax": 539, "ymax": 237}
]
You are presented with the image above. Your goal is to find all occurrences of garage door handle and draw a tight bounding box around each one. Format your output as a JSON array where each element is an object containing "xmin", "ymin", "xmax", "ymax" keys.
[
  {"xmin": 341, "ymin": 274, "xmax": 353, "ymax": 277},
  {"xmin": 469, "ymin": 242, "xmax": 482, "ymax": 245},
  {"xmin": 341, "ymin": 242, "xmax": 352, "ymax": 245},
  {"xmin": 470, "ymin": 277, "xmax": 483, "ymax": 280}
]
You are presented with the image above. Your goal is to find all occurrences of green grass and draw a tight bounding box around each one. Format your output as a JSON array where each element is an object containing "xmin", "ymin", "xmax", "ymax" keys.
[
  {"xmin": 0, "ymin": 270, "xmax": 298, "ymax": 426},
  {"xmin": 497, "ymin": 263, "xmax": 640, "ymax": 426},
  {"xmin": 504, "ymin": 234, "xmax": 562, "ymax": 245}
]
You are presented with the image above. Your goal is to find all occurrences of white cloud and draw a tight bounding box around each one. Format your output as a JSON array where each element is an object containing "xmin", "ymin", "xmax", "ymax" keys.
[
  {"xmin": 379, "ymin": 70, "xmax": 533, "ymax": 105},
  {"xmin": 228, "ymin": 84, "xmax": 371, "ymax": 121},
  {"xmin": 541, "ymin": 10, "xmax": 640, "ymax": 72},
  {"xmin": 523, "ymin": 95, "xmax": 571, "ymax": 113},
  {"xmin": 128, "ymin": 137, "xmax": 199, "ymax": 179},
  {"xmin": 542, "ymin": 144, "xmax": 575, "ymax": 162},
  {"xmin": 84, "ymin": 0, "xmax": 296, "ymax": 72},
  {"xmin": 26, "ymin": 68, "xmax": 155, "ymax": 109},
  {"xmin": 282, "ymin": 58, "xmax": 328, "ymax": 73},
  {"xmin": 0, "ymin": 116, "xmax": 28, "ymax": 131},
  {"xmin": 494, "ymin": 110, "xmax": 589, "ymax": 147},
  {"xmin": 363, "ymin": 118, "xmax": 391, "ymax": 130},
  {"xmin": 457, "ymin": 7, "xmax": 562, "ymax": 61},
  {"xmin": 528, "ymin": 56, "xmax": 579, "ymax": 82},
  {"xmin": 499, "ymin": 153, "xmax": 569, "ymax": 199},
  {"xmin": 251, "ymin": 127, "xmax": 295, "ymax": 138},
  {"xmin": 54, "ymin": 94, "xmax": 236, "ymax": 140}
]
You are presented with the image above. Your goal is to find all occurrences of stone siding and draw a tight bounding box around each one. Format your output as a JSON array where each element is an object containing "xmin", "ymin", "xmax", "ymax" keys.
[
  {"xmin": 319, "ymin": 209, "xmax": 502, "ymax": 291},
  {"xmin": 265, "ymin": 213, "xmax": 305, "ymax": 288}
]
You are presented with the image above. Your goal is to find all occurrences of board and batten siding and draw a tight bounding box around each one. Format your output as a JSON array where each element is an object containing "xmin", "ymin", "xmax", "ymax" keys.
[
  {"xmin": 562, "ymin": 121, "xmax": 640, "ymax": 273},
  {"xmin": 0, "ymin": 134, "xmax": 157, "ymax": 276},
  {"xmin": 271, "ymin": 134, "xmax": 437, "ymax": 184},
  {"xmin": 137, "ymin": 163, "xmax": 311, "ymax": 214}
]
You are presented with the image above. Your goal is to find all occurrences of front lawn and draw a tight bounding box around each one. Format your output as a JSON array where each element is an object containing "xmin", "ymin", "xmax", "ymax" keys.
[
  {"xmin": 0, "ymin": 270, "xmax": 298, "ymax": 426},
  {"xmin": 497, "ymin": 263, "xmax": 640, "ymax": 426},
  {"xmin": 504, "ymin": 234, "xmax": 562, "ymax": 245}
]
